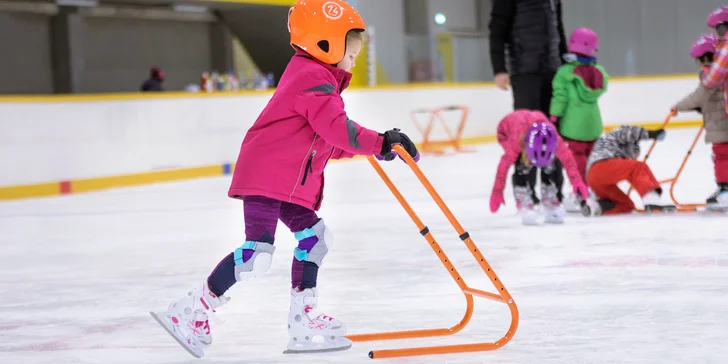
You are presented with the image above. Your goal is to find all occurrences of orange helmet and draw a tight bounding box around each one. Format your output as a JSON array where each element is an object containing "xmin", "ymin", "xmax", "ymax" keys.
[{"xmin": 288, "ymin": 0, "xmax": 366, "ymax": 65}]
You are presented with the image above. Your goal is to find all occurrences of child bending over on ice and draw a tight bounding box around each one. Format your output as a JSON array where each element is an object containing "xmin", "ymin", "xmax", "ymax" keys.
[
  {"xmin": 490, "ymin": 109, "xmax": 588, "ymax": 225},
  {"xmin": 581, "ymin": 125, "xmax": 674, "ymax": 216}
]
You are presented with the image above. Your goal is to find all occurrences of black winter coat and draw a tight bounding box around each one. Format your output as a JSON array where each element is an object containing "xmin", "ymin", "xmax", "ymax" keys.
[
  {"xmin": 489, "ymin": 0, "xmax": 567, "ymax": 76},
  {"xmin": 141, "ymin": 78, "xmax": 164, "ymax": 92}
]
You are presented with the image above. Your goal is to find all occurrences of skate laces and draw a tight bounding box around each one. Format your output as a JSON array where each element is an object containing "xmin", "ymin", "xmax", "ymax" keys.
[
  {"xmin": 300, "ymin": 294, "xmax": 335, "ymax": 322},
  {"xmin": 193, "ymin": 320, "xmax": 211, "ymax": 335},
  {"xmin": 304, "ymin": 305, "xmax": 334, "ymax": 321}
]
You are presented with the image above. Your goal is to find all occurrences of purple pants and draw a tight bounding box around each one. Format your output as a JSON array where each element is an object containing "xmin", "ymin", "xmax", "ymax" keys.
[{"xmin": 207, "ymin": 196, "xmax": 320, "ymax": 297}]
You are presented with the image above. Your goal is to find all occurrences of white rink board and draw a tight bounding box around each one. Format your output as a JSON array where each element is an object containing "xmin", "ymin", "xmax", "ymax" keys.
[{"xmin": 0, "ymin": 76, "xmax": 703, "ymax": 186}]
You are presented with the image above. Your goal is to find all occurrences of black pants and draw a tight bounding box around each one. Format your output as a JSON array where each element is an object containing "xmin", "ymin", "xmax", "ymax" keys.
[
  {"xmin": 510, "ymin": 71, "xmax": 557, "ymax": 195},
  {"xmin": 510, "ymin": 71, "xmax": 555, "ymax": 115},
  {"xmin": 512, "ymin": 154, "xmax": 564, "ymax": 203}
]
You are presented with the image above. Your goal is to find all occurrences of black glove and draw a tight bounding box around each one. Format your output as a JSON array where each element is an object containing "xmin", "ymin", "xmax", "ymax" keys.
[
  {"xmin": 380, "ymin": 128, "xmax": 420, "ymax": 162},
  {"xmin": 646, "ymin": 129, "xmax": 666, "ymax": 141}
]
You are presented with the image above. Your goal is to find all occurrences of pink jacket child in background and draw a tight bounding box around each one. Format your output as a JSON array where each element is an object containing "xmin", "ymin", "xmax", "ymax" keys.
[
  {"xmin": 700, "ymin": 5, "xmax": 728, "ymax": 208},
  {"xmin": 490, "ymin": 109, "xmax": 589, "ymax": 225},
  {"xmin": 150, "ymin": 0, "xmax": 420, "ymax": 358}
]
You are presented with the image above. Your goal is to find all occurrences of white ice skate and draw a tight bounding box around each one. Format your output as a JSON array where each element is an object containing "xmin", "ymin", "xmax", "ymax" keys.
[
  {"xmin": 581, "ymin": 198, "xmax": 603, "ymax": 217},
  {"xmin": 642, "ymin": 190, "xmax": 676, "ymax": 213},
  {"xmin": 541, "ymin": 184, "xmax": 565, "ymax": 224},
  {"xmin": 514, "ymin": 186, "xmax": 540, "ymax": 225},
  {"xmin": 150, "ymin": 282, "xmax": 229, "ymax": 358},
  {"xmin": 563, "ymin": 189, "xmax": 595, "ymax": 213},
  {"xmin": 706, "ymin": 185, "xmax": 728, "ymax": 211},
  {"xmin": 562, "ymin": 193, "xmax": 582, "ymax": 213},
  {"xmin": 283, "ymin": 287, "xmax": 351, "ymax": 354}
]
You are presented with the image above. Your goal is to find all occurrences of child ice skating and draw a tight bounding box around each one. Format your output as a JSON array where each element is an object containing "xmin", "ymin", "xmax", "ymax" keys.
[
  {"xmin": 699, "ymin": 6, "xmax": 728, "ymax": 209},
  {"xmin": 672, "ymin": 33, "xmax": 728, "ymax": 211},
  {"xmin": 581, "ymin": 126, "xmax": 674, "ymax": 216},
  {"xmin": 150, "ymin": 0, "xmax": 420, "ymax": 358},
  {"xmin": 549, "ymin": 27, "xmax": 609, "ymax": 211},
  {"xmin": 490, "ymin": 109, "xmax": 588, "ymax": 225}
]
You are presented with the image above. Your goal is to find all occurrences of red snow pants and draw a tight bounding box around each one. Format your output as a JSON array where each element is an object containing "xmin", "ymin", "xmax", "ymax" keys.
[
  {"xmin": 713, "ymin": 143, "xmax": 728, "ymax": 183},
  {"xmin": 587, "ymin": 159, "xmax": 660, "ymax": 215},
  {"xmin": 564, "ymin": 139, "xmax": 595, "ymax": 182}
]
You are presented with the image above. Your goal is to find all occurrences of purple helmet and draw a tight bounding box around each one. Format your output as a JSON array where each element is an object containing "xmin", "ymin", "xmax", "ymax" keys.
[
  {"xmin": 568, "ymin": 28, "xmax": 599, "ymax": 57},
  {"xmin": 707, "ymin": 6, "xmax": 728, "ymax": 27},
  {"xmin": 524, "ymin": 121, "xmax": 558, "ymax": 168},
  {"xmin": 690, "ymin": 33, "xmax": 718, "ymax": 58}
]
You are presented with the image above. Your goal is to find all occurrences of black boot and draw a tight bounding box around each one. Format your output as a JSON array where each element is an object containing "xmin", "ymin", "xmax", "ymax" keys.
[
  {"xmin": 512, "ymin": 155, "xmax": 540, "ymax": 205},
  {"xmin": 581, "ymin": 199, "xmax": 615, "ymax": 217}
]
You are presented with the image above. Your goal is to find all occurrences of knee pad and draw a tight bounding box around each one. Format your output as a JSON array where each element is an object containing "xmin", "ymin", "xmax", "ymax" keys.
[
  {"xmin": 233, "ymin": 241, "xmax": 276, "ymax": 282},
  {"xmin": 292, "ymin": 219, "xmax": 333, "ymax": 267}
]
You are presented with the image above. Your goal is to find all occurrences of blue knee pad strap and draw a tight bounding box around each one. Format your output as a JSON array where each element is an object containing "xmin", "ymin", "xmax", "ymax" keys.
[
  {"xmin": 292, "ymin": 219, "xmax": 332, "ymax": 267},
  {"xmin": 293, "ymin": 228, "xmax": 315, "ymax": 241},
  {"xmin": 293, "ymin": 247, "xmax": 309, "ymax": 261},
  {"xmin": 233, "ymin": 241, "xmax": 258, "ymax": 265}
]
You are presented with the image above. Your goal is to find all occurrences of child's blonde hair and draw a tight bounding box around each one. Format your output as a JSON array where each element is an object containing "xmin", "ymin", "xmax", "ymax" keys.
[{"xmin": 346, "ymin": 30, "xmax": 363, "ymax": 45}]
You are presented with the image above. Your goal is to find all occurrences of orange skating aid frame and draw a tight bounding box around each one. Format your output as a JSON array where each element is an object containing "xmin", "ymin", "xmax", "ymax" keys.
[
  {"xmin": 345, "ymin": 144, "xmax": 519, "ymax": 359},
  {"xmin": 629, "ymin": 111, "xmax": 706, "ymax": 213},
  {"xmin": 410, "ymin": 105, "xmax": 474, "ymax": 155}
]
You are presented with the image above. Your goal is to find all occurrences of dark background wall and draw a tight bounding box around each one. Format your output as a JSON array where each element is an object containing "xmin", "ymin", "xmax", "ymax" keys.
[
  {"xmin": 0, "ymin": 0, "xmax": 232, "ymax": 94},
  {"xmin": 0, "ymin": 0, "xmax": 726, "ymax": 94},
  {"xmin": 81, "ymin": 16, "xmax": 213, "ymax": 92},
  {"xmin": 0, "ymin": 11, "xmax": 55, "ymax": 94}
]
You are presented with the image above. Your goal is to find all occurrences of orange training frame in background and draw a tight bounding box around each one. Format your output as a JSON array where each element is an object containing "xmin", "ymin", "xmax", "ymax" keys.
[
  {"xmin": 629, "ymin": 111, "xmax": 706, "ymax": 212},
  {"xmin": 410, "ymin": 105, "xmax": 473, "ymax": 155},
  {"xmin": 654, "ymin": 125, "xmax": 706, "ymax": 210},
  {"xmin": 346, "ymin": 144, "xmax": 519, "ymax": 359}
]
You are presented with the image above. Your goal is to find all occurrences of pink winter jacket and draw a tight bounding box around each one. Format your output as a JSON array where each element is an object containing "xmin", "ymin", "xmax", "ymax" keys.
[
  {"xmin": 228, "ymin": 50, "xmax": 384, "ymax": 211},
  {"xmin": 492, "ymin": 110, "xmax": 584, "ymax": 195}
]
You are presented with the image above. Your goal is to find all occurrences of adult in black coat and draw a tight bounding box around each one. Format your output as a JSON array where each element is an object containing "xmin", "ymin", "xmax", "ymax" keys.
[
  {"xmin": 489, "ymin": 0, "xmax": 567, "ymax": 205},
  {"xmin": 489, "ymin": 0, "xmax": 567, "ymax": 115}
]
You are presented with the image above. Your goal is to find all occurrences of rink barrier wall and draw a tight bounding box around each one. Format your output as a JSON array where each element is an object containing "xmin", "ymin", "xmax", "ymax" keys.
[
  {"xmin": 0, "ymin": 74, "xmax": 706, "ymax": 200},
  {"xmin": 0, "ymin": 120, "xmax": 701, "ymax": 200}
]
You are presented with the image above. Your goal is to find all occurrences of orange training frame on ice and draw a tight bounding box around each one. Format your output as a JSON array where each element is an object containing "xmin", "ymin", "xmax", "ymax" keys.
[{"xmin": 345, "ymin": 144, "xmax": 520, "ymax": 359}]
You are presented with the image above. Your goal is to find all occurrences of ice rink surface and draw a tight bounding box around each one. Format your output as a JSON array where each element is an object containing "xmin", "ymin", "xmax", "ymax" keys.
[{"xmin": 1, "ymin": 128, "xmax": 726, "ymax": 364}]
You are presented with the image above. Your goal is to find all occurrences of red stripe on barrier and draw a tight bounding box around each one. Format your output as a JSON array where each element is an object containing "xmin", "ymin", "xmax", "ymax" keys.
[{"xmin": 59, "ymin": 181, "xmax": 71, "ymax": 195}]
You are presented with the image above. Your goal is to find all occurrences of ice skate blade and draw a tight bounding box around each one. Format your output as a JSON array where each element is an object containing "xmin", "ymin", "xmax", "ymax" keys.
[
  {"xmin": 150, "ymin": 311, "xmax": 204, "ymax": 359},
  {"xmin": 283, "ymin": 337, "xmax": 352, "ymax": 354},
  {"xmin": 282, "ymin": 344, "xmax": 352, "ymax": 354}
]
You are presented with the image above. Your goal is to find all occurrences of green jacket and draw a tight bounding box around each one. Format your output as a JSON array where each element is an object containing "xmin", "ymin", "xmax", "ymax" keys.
[{"xmin": 549, "ymin": 61, "xmax": 609, "ymax": 141}]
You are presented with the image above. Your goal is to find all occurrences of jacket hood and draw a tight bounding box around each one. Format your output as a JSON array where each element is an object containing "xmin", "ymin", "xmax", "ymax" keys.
[{"xmin": 565, "ymin": 62, "xmax": 606, "ymax": 103}]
